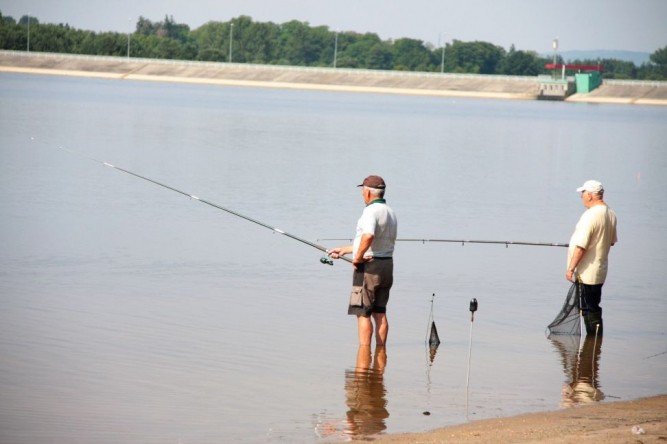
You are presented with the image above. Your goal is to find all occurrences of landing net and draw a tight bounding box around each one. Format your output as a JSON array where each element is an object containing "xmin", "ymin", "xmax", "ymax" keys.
[{"xmin": 547, "ymin": 281, "xmax": 582, "ymax": 336}]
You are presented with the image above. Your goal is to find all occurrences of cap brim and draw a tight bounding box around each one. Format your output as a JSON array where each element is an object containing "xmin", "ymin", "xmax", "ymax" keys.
[{"xmin": 576, "ymin": 186, "xmax": 585, "ymax": 192}]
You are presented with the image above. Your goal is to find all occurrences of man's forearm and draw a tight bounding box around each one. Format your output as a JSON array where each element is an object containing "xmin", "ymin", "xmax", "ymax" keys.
[
  {"xmin": 565, "ymin": 246, "xmax": 586, "ymax": 281},
  {"xmin": 568, "ymin": 246, "xmax": 586, "ymax": 271},
  {"xmin": 354, "ymin": 234, "xmax": 374, "ymax": 263}
]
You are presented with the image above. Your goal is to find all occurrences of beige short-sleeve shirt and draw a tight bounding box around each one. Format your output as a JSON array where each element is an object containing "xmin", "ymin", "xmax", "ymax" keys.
[{"xmin": 568, "ymin": 205, "xmax": 618, "ymax": 285}]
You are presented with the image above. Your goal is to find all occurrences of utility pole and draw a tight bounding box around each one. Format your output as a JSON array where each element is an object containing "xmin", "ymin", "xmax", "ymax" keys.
[
  {"xmin": 440, "ymin": 37, "xmax": 445, "ymax": 73},
  {"xmin": 333, "ymin": 31, "xmax": 338, "ymax": 68},
  {"xmin": 127, "ymin": 18, "xmax": 131, "ymax": 59},
  {"xmin": 552, "ymin": 37, "xmax": 559, "ymax": 79},
  {"xmin": 229, "ymin": 22, "xmax": 234, "ymax": 63},
  {"xmin": 27, "ymin": 13, "xmax": 30, "ymax": 52}
]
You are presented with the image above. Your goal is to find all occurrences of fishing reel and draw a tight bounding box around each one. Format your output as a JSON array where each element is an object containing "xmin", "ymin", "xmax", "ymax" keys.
[{"xmin": 320, "ymin": 256, "xmax": 334, "ymax": 266}]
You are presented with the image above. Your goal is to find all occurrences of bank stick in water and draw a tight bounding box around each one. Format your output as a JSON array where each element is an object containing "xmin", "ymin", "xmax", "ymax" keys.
[
  {"xmin": 319, "ymin": 238, "xmax": 568, "ymax": 248},
  {"xmin": 59, "ymin": 147, "xmax": 351, "ymax": 265}
]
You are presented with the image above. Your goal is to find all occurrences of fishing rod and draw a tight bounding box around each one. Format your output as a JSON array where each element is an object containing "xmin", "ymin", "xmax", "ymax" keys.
[
  {"xmin": 319, "ymin": 238, "xmax": 568, "ymax": 248},
  {"xmin": 58, "ymin": 147, "xmax": 352, "ymax": 265}
]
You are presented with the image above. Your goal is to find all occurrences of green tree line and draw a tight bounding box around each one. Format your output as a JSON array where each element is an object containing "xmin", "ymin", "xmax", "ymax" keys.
[{"xmin": 1, "ymin": 11, "xmax": 665, "ymax": 79}]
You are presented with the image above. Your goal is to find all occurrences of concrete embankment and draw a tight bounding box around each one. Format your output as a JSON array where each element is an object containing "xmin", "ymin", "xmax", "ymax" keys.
[
  {"xmin": 567, "ymin": 81, "xmax": 667, "ymax": 105},
  {"xmin": 1, "ymin": 50, "xmax": 666, "ymax": 105}
]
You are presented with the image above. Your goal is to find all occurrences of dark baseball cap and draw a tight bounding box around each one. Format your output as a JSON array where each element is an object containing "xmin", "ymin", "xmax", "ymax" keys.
[{"xmin": 357, "ymin": 175, "xmax": 386, "ymax": 189}]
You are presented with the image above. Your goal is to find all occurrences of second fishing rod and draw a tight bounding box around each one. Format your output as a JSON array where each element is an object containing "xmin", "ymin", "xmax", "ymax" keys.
[{"xmin": 319, "ymin": 238, "xmax": 569, "ymax": 248}]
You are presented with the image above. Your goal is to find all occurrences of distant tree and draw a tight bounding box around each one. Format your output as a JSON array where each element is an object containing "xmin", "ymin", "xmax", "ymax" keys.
[
  {"xmin": 18, "ymin": 15, "xmax": 39, "ymax": 26},
  {"xmin": 27, "ymin": 23, "xmax": 68, "ymax": 52},
  {"xmin": 160, "ymin": 15, "xmax": 190, "ymax": 43},
  {"xmin": 498, "ymin": 44, "xmax": 545, "ymax": 76},
  {"xmin": 75, "ymin": 30, "xmax": 100, "ymax": 55},
  {"xmin": 93, "ymin": 32, "xmax": 127, "ymax": 56},
  {"xmin": 1, "ymin": 11, "xmax": 17, "ymax": 25},
  {"xmin": 392, "ymin": 38, "xmax": 434, "ymax": 71},
  {"xmin": 601, "ymin": 59, "xmax": 636, "ymax": 79},
  {"xmin": 570, "ymin": 58, "xmax": 635, "ymax": 79},
  {"xmin": 335, "ymin": 32, "xmax": 392, "ymax": 69},
  {"xmin": 136, "ymin": 16, "xmax": 161, "ymax": 36},
  {"xmin": 649, "ymin": 46, "xmax": 667, "ymax": 66},
  {"xmin": 444, "ymin": 40, "xmax": 505, "ymax": 74},
  {"xmin": 367, "ymin": 41, "xmax": 393, "ymax": 70},
  {"xmin": 647, "ymin": 46, "xmax": 667, "ymax": 78},
  {"xmin": 233, "ymin": 17, "xmax": 281, "ymax": 63},
  {"xmin": 278, "ymin": 20, "xmax": 328, "ymax": 65},
  {"xmin": 191, "ymin": 21, "xmax": 226, "ymax": 61}
]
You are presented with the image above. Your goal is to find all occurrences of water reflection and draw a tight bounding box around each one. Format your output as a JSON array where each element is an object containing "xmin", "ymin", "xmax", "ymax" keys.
[
  {"xmin": 550, "ymin": 335, "xmax": 604, "ymax": 407},
  {"xmin": 343, "ymin": 346, "xmax": 389, "ymax": 439}
]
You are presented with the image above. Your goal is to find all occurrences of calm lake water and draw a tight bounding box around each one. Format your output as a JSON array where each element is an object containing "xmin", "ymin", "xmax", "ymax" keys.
[{"xmin": 1, "ymin": 73, "xmax": 666, "ymax": 443}]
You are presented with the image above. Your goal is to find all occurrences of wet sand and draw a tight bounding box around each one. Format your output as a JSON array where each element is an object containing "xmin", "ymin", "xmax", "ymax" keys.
[
  {"xmin": 2, "ymin": 50, "xmax": 666, "ymax": 105},
  {"xmin": 379, "ymin": 395, "xmax": 667, "ymax": 443}
]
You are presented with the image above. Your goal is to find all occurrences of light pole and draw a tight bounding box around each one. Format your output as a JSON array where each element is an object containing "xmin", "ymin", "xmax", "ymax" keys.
[
  {"xmin": 27, "ymin": 13, "xmax": 30, "ymax": 52},
  {"xmin": 552, "ymin": 37, "xmax": 558, "ymax": 79},
  {"xmin": 229, "ymin": 22, "xmax": 234, "ymax": 63},
  {"xmin": 333, "ymin": 31, "xmax": 338, "ymax": 68},
  {"xmin": 127, "ymin": 18, "xmax": 131, "ymax": 59},
  {"xmin": 439, "ymin": 34, "xmax": 445, "ymax": 73}
]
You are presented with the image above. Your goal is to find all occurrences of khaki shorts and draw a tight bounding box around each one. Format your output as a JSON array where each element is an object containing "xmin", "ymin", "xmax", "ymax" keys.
[{"xmin": 348, "ymin": 258, "xmax": 393, "ymax": 317}]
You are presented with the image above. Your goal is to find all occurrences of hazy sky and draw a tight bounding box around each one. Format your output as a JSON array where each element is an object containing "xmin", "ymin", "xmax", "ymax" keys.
[{"xmin": 1, "ymin": 0, "xmax": 665, "ymax": 53}]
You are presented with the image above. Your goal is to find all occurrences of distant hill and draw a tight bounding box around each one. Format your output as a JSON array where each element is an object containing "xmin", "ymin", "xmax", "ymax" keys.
[{"xmin": 548, "ymin": 50, "xmax": 651, "ymax": 66}]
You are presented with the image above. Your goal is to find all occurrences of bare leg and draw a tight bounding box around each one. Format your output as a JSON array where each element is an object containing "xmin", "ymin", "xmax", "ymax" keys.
[
  {"xmin": 373, "ymin": 345, "xmax": 387, "ymax": 373},
  {"xmin": 357, "ymin": 315, "xmax": 373, "ymax": 346},
  {"xmin": 372, "ymin": 313, "xmax": 389, "ymax": 346},
  {"xmin": 356, "ymin": 345, "xmax": 372, "ymax": 372}
]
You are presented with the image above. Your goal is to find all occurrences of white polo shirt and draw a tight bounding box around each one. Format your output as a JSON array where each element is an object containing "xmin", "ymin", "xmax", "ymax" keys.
[{"xmin": 353, "ymin": 199, "xmax": 397, "ymax": 259}]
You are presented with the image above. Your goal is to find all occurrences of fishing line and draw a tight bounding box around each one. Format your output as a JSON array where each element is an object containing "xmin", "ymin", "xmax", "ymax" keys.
[
  {"xmin": 591, "ymin": 324, "xmax": 601, "ymax": 399},
  {"xmin": 319, "ymin": 238, "xmax": 568, "ymax": 248},
  {"xmin": 426, "ymin": 293, "xmax": 441, "ymax": 351},
  {"xmin": 58, "ymin": 146, "xmax": 352, "ymax": 265},
  {"xmin": 644, "ymin": 350, "xmax": 667, "ymax": 360}
]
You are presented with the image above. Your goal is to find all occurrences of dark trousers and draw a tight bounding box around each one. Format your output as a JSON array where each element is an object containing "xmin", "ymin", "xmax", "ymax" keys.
[{"xmin": 581, "ymin": 283, "xmax": 603, "ymax": 336}]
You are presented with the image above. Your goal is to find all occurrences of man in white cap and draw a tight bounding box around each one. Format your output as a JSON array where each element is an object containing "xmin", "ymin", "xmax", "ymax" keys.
[
  {"xmin": 328, "ymin": 175, "xmax": 397, "ymax": 346},
  {"xmin": 566, "ymin": 180, "xmax": 618, "ymax": 335}
]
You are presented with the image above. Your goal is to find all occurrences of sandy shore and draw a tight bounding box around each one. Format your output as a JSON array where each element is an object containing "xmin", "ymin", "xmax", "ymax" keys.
[
  {"xmin": 378, "ymin": 395, "xmax": 666, "ymax": 443},
  {"xmin": 2, "ymin": 51, "xmax": 666, "ymax": 105}
]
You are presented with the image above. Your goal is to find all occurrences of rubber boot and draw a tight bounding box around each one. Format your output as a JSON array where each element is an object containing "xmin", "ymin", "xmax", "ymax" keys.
[{"xmin": 584, "ymin": 311, "xmax": 603, "ymax": 336}]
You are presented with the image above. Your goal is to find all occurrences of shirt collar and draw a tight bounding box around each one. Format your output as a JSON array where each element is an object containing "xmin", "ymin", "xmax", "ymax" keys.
[{"xmin": 367, "ymin": 198, "xmax": 386, "ymax": 206}]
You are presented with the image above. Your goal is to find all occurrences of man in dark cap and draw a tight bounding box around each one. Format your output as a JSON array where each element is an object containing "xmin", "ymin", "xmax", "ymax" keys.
[{"xmin": 328, "ymin": 175, "xmax": 398, "ymax": 346}]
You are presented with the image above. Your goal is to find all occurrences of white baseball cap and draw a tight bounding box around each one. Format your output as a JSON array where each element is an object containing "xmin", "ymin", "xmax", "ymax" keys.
[{"xmin": 576, "ymin": 180, "xmax": 604, "ymax": 193}]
